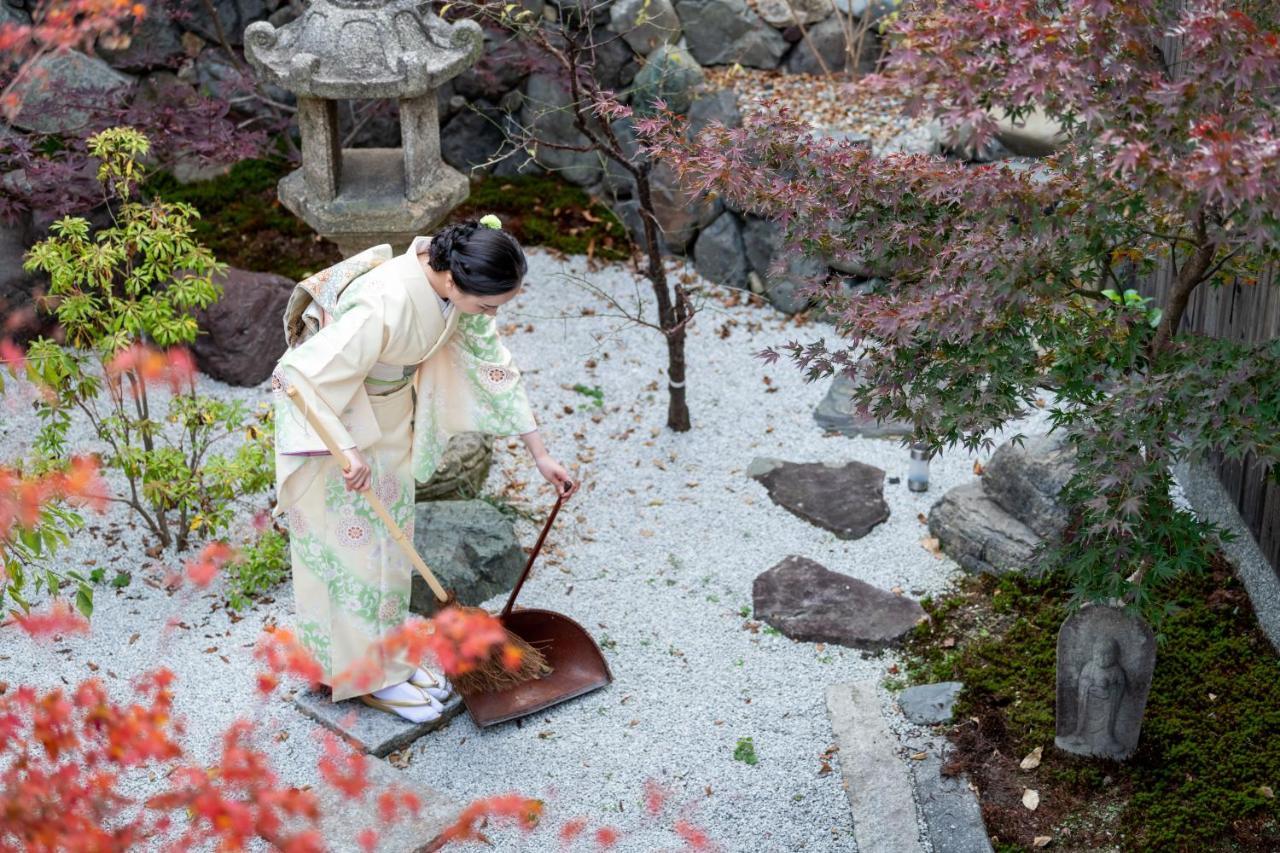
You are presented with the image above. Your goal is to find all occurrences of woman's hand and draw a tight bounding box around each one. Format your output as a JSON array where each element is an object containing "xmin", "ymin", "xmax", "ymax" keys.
[
  {"xmin": 341, "ymin": 447, "xmax": 372, "ymax": 492},
  {"xmin": 535, "ymin": 454, "xmax": 578, "ymax": 499}
]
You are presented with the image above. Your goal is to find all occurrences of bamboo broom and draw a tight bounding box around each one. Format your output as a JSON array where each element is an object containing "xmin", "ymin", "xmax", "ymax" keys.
[{"xmin": 285, "ymin": 386, "xmax": 551, "ymax": 694}]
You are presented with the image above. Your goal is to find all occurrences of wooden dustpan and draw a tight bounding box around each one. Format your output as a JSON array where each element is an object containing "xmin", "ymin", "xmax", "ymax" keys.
[{"xmin": 460, "ymin": 489, "xmax": 613, "ymax": 727}]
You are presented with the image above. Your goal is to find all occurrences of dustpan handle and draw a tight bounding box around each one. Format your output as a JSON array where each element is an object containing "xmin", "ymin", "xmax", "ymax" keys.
[{"xmin": 501, "ymin": 484, "xmax": 569, "ymax": 619}]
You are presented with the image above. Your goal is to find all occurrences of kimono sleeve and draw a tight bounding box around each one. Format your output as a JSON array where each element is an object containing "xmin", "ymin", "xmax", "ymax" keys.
[
  {"xmin": 275, "ymin": 300, "xmax": 385, "ymax": 451},
  {"xmin": 447, "ymin": 312, "xmax": 538, "ymax": 437}
]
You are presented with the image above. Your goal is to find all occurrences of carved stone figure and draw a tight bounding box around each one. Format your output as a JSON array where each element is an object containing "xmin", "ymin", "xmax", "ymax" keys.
[{"xmin": 1055, "ymin": 605, "xmax": 1155, "ymax": 760}]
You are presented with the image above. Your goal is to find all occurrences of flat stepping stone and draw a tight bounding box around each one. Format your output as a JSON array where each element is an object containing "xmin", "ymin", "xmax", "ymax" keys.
[
  {"xmin": 294, "ymin": 687, "xmax": 466, "ymax": 757},
  {"xmin": 826, "ymin": 682, "xmax": 925, "ymax": 853},
  {"xmin": 748, "ymin": 457, "xmax": 889, "ymax": 540},
  {"xmin": 753, "ymin": 555, "xmax": 924, "ymax": 648},
  {"xmin": 312, "ymin": 743, "xmax": 465, "ymax": 851},
  {"xmin": 898, "ymin": 681, "xmax": 963, "ymax": 725},
  {"xmin": 813, "ymin": 373, "xmax": 914, "ymax": 439},
  {"xmin": 913, "ymin": 751, "xmax": 993, "ymax": 853}
]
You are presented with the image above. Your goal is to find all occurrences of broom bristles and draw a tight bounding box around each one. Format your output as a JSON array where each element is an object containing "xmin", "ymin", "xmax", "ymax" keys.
[{"xmin": 450, "ymin": 603, "xmax": 552, "ymax": 696}]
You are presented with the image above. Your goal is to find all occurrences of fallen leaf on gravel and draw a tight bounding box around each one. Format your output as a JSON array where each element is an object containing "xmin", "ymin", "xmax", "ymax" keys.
[
  {"xmin": 274, "ymin": 730, "xmax": 289, "ymax": 743},
  {"xmin": 921, "ymin": 536, "xmax": 942, "ymax": 556},
  {"xmin": 973, "ymin": 461, "xmax": 985, "ymax": 475},
  {"xmin": 705, "ymin": 785, "xmax": 713, "ymax": 797},
  {"xmin": 941, "ymin": 637, "xmax": 956, "ymax": 648},
  {"xmin": 910, "ymin": 752, "xmax": 927, "ymax": 761},
  {"xmin": 1020, "ymin": 746, "xmax": 1043, "ymax": 770},
  {"xmin": 640, "ymin": 529, "xmax": 654, "ymax": 538},
  {"xmin": 1022, "ymin": 788, "xmax": 1040, "ymax": 811},
  {"xmin": 887, "ymin": 664, "xmax": 900, "ymax": 675},
  {"xmin": 128, "ymin": 632, "xmax": 140, "ymax": 645},
  {"xmin": 891, "ymin": 586, "xmax": 903, "ymax": 594},
  {"xmin": 1033, "ymin": 837, "xmax": 1051, "ymax": 848},
  {"xmin": 818, "ymin": 760, "xmax": 833, "ymax": 775}
]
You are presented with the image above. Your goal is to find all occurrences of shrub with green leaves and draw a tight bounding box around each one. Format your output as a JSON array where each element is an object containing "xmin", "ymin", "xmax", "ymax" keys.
[
  {"xmin": 20, "ymin": 127, "xmax": 274, "ymax": 554},
  {"xmin": 224, "ymin": 527, "xmax": 290, "ymax": 611}
]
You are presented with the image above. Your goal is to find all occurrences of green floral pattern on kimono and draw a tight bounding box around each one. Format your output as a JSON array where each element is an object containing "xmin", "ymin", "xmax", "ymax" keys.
[
  {"xmin": 297, "ymin": 620, "xmax": 333, "ymax": 672},
  {"xmin": 289, "ymin": 529, "xmax": 410, "ymax": 635}
]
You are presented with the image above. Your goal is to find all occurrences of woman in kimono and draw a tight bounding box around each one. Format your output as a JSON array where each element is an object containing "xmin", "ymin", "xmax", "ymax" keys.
[{"xmin": 271, "ymin": 217, "xmax": 577, "ymax": 722}]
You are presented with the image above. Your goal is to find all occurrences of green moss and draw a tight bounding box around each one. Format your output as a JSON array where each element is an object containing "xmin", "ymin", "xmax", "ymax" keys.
[{"xmin": 904, "ymin": 568, "xmax": 1280, "ymax": 851}]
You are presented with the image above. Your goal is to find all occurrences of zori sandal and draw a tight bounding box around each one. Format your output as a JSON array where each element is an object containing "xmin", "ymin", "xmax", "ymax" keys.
[
  {"xmin": 359, "ymin": 684, "xmax": 444, "ymax": 724},
  {"xmin": 409, "ymin": 666, "xmax": 454, "ymax": 702}
]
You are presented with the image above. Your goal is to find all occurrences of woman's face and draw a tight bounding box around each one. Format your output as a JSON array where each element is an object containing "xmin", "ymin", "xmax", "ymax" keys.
[{"xmin": 447, "ymin": 275, "xmax": 522, "ymax": 317}]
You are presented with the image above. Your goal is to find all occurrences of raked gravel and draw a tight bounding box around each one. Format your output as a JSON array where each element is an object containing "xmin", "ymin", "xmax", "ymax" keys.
[{"xmin": 0, "ymin": 247, "xmax": 1055, "ymax": 852}]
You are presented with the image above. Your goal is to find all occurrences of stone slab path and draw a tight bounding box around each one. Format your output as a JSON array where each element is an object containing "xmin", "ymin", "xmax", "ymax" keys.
[{"xmin": 294, "ymin": 688, "xmax": 467, "ymax": 757}]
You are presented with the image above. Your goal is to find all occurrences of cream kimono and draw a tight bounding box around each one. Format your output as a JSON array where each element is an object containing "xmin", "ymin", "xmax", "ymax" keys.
[{"xmin": 270, "ymin": 239, "xmax": 537, "ymax": 700}]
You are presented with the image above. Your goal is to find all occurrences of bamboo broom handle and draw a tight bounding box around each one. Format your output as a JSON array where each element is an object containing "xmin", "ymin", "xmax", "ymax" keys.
[{"xmin": 285, "ymin": 386, "xmax": 450, "ymax": 603}]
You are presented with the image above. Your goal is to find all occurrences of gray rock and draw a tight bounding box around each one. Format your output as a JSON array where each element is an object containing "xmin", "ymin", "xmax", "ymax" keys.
[
  {"xmin": 98, "ymin": 6, "xmax": 185, "ymax": 70},
  {"xmin": 814, "ymin": 372, "xmax": 914, "ymax": 438},
  {"xmin": 453, "ymin": 38, "xmax": 530, "ymax": 102},
  {"xmin": 742, "ymin": 215, "xmax": 781, "ymax": 277},
  {"xmin": 754, "ymin": 556, "xmax": 924, "ymax": 647},
  {"xmin": 606, "ymin": 198, "xmax": 669, "ymax": 254},
  {"xmin": 409, "ymin": 500, "xmax": 524, "ymax": 617},
  {"xmin": 686, "ymin": 87, "xmax": 742, "ymax": 139},
  {"xmin": 293, "ymin": 687, "xmax": 464, "ymax": 757},
  {"xmin": 913, "ymin": 752, "xmax": 994, "ymax": 853},
  {"xmin": 522, "ymin": 72, "xmax": 604, "ymax": 186},
  {"xmin": 609, "ymin": 0, "xmax": 681, "ymax": 55},
  {"xmin": 602, "ymin": 117, "xmax": 640, "ymax": 197},
  {"xmin": 674, "ymin": 0, "xmax": 789, "ymax": 68},
  {"xmin": 879, "ymin": 121, "xmax": 939, "ymax": 156},
  {"xmin": 441, "ymin": 100, "xmax": 508, "ymax": 176},
  {"xmin": 183, "ymin": 0, "xmax": 268, "ymax": 46},
  {"xmin": 927, "ymin": 481, "xmax": 1041, "ymax": 575},
  {"xmin": 982, "ymin": 433, "xmax": 1074, "ymax": 539},
  {"xmin": 693, "ymin": 211, "xmax": 748, "ymax": 289},
  {"xmin": 8, "ymin": 51, "xmax": 133, "ymax": 134},
  {"xmin": 415, "ymin": 433, "xmax": 495, "ymax": 503},
  {"xmin": 784, "ymin": 14, "xmax": 855, "ymax": 75},
  {"xmin": 648, "ymin": 159, "xmax": 721, "ymax": 253},
  {"xmin": 898, "ymin": 681, "xmax": 962, "ymax": 725},
  {"xmin": 0, "ymin": 3, "xmax": 30, "ymax": 26},
  {"xmin": 191, "ymin": 267, "xmax": 295, "ymax": 386},
  {"xmin": 755, "ymin": 0, "xmax": 830, "ymax": 27},
  {"xmin": 0, "ymin": 214, "xmax": 41, "ymax": 330},
  {"xmin": 993, "ymin": 106, "xmax": 1065, "ymax": 157},
  {"xmin": 764, "ymin": 252, "xmax": 826, "ymax": 313},
  {"xmin": 834, "ymin": 0, "xmax": 901, "ymax": 22},
  {"xmin": 826, "ymin": 682, "xmax": 927, "ymax": 853},
  {"xmin": 631, "ymin": 44, "xmax": 705, "ymax": 116},
  {"xmin": 1055, "ymin": 605, "xmax": 1155, "ymax": 761},
  {"xmin": 748, "ymin": 456, "xmax": 890, "ymax": 540},
  {"xmin": 591, "ymin": 25, "xmax": 642, "ymax": 94}
]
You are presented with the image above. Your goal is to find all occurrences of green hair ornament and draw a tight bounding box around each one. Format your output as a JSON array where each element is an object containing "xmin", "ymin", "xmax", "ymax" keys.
[{"xmin": 478, "ymin": 214, "xmax": 503, "ymax": 230}]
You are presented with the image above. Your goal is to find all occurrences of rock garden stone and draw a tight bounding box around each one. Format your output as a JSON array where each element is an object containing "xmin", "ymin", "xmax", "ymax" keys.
[
  {"xmin": 590, "ymin": 24, "xmax": 643, "ymax": 93},
  {"xmin": 981, "ymin": 432, "xmax": 1074, "ymax": 539},
  {"xmin": 765, "ymin": 253, "xmax": 827, "ymax": 314},
  {"xmin": 754, "ymin": 556, "xmax": 924, "ymax": 647},
  {"xmin": 0, "ymin": 214, "xmax": 41, "ymax": 326},
  {"xmin": 834, "ymin": 0, "xmax": 900, "ymax": 22},
  {"xmin": 414, "ymin": 433, "xmax": 495, "ymax": 503},
  {"xmin": 521, "ymin": 72, "xmax": 604, "ymax": 186},
  {"xmin": 191, "ymin": 267, "xmax": 295, "ymax": 387},
  {"xmin": 742, "ymin": 214, "xmax": 782, "ymax": 277},
  {"xmin": 927, "ymin": 481, "xmax": 1040, "ymax": 575},
  {"xmin": 602, "ymin": 117, "xmax": 640, "ymax": 197},
  {"xmin": 755, "ymin": 0, "xmax": 830, "ymax": 27},
  {"xmin": 898, "ymin": 681, "xmax": 963, "ymax": 725},
  {"xmin": 408, "ymin": 499, "xmax": 524, "ymax": 616},
  {"xmin": 632, "ymin": 44, "xmax": 705, "ymax": 116},
  {"xmin": 648, "ymin": 159, "xmax": 721, "ymax": 253},
  {"xmin": 0, "ymin": 3, "xmax": 30, "ymax": 26},
  {"xmin": 606, "ymin": 198, "xmax": 671, "ymax": 254},
  {"xmin": 1055, "ymin": 605, "xmax": 1156, "ymax": 761},
  {"xmin": 674, "ymin": 0, "xmax": 789, "ymax": 68},
  {"xmin": 748, "ymin": 457, "xmax": 890, "ymax": 539},
  {"xmin": 294, "ymin": 687, "xmax": 464, "ymax": 756},
  {"xmin": 441, "ymin": 99, "xmax": 508, "ymax": 176},
  {"xmin": 993, "ymin": 105, "xmax": 1065, "ymax": 157},
  {"xmin": 609, "ymin": 0, "xmax": 682, "ymax": 55},
  {"xmin": 452, "ymin": 39, "xmax": 530, "ymax": 102},
  {"xmin": 98, "ymin": 7, "xmax": 186, "ymax": 70},
  {"xmin": 693, "ymin": 211, "xmax": 749, "ymax": 289},
  {"xmin": 814, "ymin": 372, "xmax": 914, "ymax": 438},
  {"xmin": 913, "ymin": 752, "xmax": 994, "ymax": 853},
  {"xmin": 9, "ymin": 51, "xmax": 133, "ymax": 134},
  {"xmin": 783, "ymin": 15, "xmax": 853, "ymax": 74},
  {"xmin": 185, "ymin": 0, "xmax": 267, "ymax": 46},
  {"xmin": 686, "ymin": 88, "xmax": 743, "ymax": 139}
]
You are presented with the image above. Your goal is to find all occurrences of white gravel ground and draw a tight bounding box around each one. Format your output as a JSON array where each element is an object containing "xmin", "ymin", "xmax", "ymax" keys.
[{"xmin": 0, "ymin": 247, "xmax": 1053, "ymax": 852}]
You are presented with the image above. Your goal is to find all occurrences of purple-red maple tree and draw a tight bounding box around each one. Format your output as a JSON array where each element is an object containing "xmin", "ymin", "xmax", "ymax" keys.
[{"xmin": 638, "ymin": 0, "xmax": 1280, "ymax": 617}]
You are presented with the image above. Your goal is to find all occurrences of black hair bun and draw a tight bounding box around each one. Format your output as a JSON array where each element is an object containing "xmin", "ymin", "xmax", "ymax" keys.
[
  {"xmin": 425, "ymin": 219, "xmax": 527, "ymax": 298},
  {"xmin": 426, "ymin": 221, "xmax": 478, "ymax": 272}
]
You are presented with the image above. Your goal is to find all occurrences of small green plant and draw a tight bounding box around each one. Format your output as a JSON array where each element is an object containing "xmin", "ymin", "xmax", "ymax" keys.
[
  {"xmin": 733, "ymin": 737, "xmax": 758, "ymax": 765},
  {"xmin": 762, "ymin": 625, "xmax": 783, "ymax": 638},
  {"xmin": 572, "ymin": 384, "xmax": 605, "ymax": 409},
  {"xmin": 21, "ymin": 127, "xmax": 275, "ymax": 553},
  {"xmin": 224, "ymin": 528, "xmax": 290, "ymax": 611},
  {"xmin": 738, "ymin": 605, "xmax": 752, "ymax": 618}
]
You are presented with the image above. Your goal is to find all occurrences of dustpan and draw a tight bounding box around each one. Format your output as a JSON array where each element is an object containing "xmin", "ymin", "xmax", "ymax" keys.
[{"xmin": 460, "ymin": 487, "xmax": 613, "ymax": 727}]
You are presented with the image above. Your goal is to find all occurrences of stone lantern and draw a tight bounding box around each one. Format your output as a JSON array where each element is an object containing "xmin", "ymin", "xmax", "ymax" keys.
[{"xmin": 244, "ymin": 0, "xmax": 483, "ymax": 256}]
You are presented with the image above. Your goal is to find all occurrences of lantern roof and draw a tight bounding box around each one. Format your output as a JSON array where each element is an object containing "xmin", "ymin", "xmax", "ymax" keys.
[{"xmin": 244, "ymin": 0, "xmax": 483, "ymax": 100}]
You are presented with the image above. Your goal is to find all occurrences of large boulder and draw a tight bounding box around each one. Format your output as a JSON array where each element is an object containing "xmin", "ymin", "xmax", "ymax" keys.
[
  {"xmin": 609, "ymin": 0, "xmax": 682, "ymax": 55},
  {"xmin": 927, "ymin": 481, "xmax": 1041, "ymax": 575},
  {"xmin": 632, "ymin": 44, "xmax": 705, "ymax": 116},
  {"xmin": 415, "ymin": 432, "xmax": 494, "ymax": 502},
  {"xmin": 98, "ymin": 6, "xmax": 186, "ymax": 71},
  {"xmin": 784, "ymin": 15, "xmax": 879, "ymax": 74},
  {"xmin": 453, "ymin": 37, "xmax": 531, "ymax": 102},
  {"xmin": 755, "ymin": 0, "xmax": 830, "ymax": 26},
  {"xmin": 686, "ymin": 88, "xmax": 742, "ymax": 139},
  {"xmin": 441, "ymin": 100, "xmax": 508, "ymax": 177},
  {"xmin": 182, "ymin": 0, "xmax": 268, "ymax": 45},
  {"xmin": 0, "ymin": 214, "xmax": 42, "ymax": 335},
  {"xmin": 981, "ymin": 433, "xmax": 1074, "ymax": 539},
  {"xmin": 648, "ymin": 159, "xmax": 721, "ymax": 253},
  {"xmin": 693, "ymin": 211, "xmax": 748, "ymax": 289},
  {"xmin": 674, "ymin": 0, "xmax": 789, "ymax": 68},
  {"xmin": 408, "ymin": 500, "xmax": 524, "ymax": 617},
  {"xmin": 9, "ymin": 51, "xmax": 133, "ymax": 134},
  {"xmin": 753, "ymin": 555, "xmax": 924, "ymax": 648},
  {"xmin": 191, "ymin": 268, "xmax": 294, "ymax": 387},
  {"xmin": 521, "ymin": 72, "xmax": 604, "ymax": 186},
  {"xmin": 813, "ymin": 372, "xmax": 913, "ymax": 438},
  {"xmin": 590, "ymin": 25, "xmax": 642, "ymax": 94}
]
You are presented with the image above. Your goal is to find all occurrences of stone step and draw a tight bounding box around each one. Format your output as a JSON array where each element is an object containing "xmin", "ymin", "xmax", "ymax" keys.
[
  {"xmin": 294, "ymin": 687, "xmax": 466, "ymax": 757},
  {"xmin": 911, "ymin": 751, "xmax": 993, "ymax": 853},
  {"xmin": 825, "ymin": 681, "xmax": 925, "ymax": 853}
]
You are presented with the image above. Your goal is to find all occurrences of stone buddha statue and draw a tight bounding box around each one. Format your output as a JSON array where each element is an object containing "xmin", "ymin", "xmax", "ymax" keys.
[{"xmin": 1064, "ymin": 637, "xmax": 1128, "ymax": 756}]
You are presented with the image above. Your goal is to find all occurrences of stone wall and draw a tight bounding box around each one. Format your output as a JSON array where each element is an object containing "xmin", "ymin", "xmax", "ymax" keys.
[{"xmin": 0, "ymin": 0, "xmax": 894, "ymax": 314}]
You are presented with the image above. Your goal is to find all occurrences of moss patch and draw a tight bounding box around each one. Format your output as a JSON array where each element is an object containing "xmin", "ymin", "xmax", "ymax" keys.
[
  {"xmin": 905, "ymin": 560, "xmax": 1280, "ymax": 851},
  {"xmin": 146, "ymin": 165, "xmax": 631, "ymax": 279}
]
